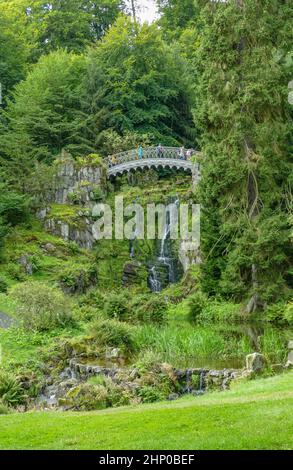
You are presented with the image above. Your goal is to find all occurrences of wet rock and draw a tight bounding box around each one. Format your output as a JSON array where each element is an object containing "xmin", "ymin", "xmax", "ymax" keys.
[
  {"xmin": 41, "ymin": 242, "xmax": 56, "ymax": 253},
  {"xmin": 53, "ymin": 159, "xmax": 106, "ymax": 205},
  {"xmin": 122, "ymin": 262, "xmax": 148, "ymax": 288},
  {"xmin": 106, "ymin": 348, "xmax": 121, "ymax": 359},
  {"xmin": 129, "ymin": 368, "xmax": 140, "ymax": 381},
  {"xmin": 246, "ymin": 353, "xmax": 266, "ymax": 372},
  {"xmin": 168, "ymin": 393, "xmax": 179, "ymax": 401},
  {"xmin": 18, "ymin": 254, "xmax": 33, "ymax": 275},
  {"xmin": 0, "ymin": 312, "xmax": 14, "ymax": 330},
  {"xmin": 45, "ymin": 218, "xmax": 95, "ymax": 249},
  {"xmin": 36, "ymin": 207, "xmax": 49, "ymax": 220}
]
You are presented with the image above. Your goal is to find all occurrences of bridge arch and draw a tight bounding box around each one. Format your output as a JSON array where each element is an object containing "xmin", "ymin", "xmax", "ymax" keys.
[{"xmin": 105, "ymin": 147, "xmax": 200, "ymax": 183}]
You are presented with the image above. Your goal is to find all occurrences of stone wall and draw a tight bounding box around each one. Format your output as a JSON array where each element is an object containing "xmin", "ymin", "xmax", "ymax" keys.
[
  {"xmin": 52, "ymin": 157, "xmax": 106, "ymax": 206},
  {"xmin": 44, "ymin": 217, "xmax": 96, "ymax": 250}
]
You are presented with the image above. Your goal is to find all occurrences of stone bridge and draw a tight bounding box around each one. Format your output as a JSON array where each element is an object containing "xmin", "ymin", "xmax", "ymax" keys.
[{"xmin": 105, "ymin": 147, "xmax": 200, "ymax": 183}]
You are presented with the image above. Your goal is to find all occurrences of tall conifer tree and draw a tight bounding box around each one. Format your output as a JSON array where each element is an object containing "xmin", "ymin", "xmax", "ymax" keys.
[{"xmin": 195, "ymin": 0, "xmax": 292, "ymax": 308}]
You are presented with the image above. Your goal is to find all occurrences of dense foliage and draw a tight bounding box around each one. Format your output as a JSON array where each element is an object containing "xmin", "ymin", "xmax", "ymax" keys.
[
  {"xmin": 195, "ymin": 0, "xmax": 292, "ymax": 308},
  {"xmin": 0, "ymin": 0, "xmax": 292, "ymax": 318}
]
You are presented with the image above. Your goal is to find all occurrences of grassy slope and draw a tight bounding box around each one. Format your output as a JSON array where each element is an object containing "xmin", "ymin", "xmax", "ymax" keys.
[{"xmin": 1, "ymin": 371, "xmax": 293, "ymax": 450}]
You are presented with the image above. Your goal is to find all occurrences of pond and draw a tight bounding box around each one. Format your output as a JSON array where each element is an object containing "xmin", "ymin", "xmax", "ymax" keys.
[{"xmin": 135, "ymin": 320, "xmax": 293, "ymax": 370}]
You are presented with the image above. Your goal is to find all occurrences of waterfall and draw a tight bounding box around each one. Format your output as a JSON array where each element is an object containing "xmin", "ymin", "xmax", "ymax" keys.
[
  {"xmin": 149, "ymin": 266, "xmax": 162, "ymax": 293},
  {"xmin": 148, "ymin": 198, "xmax": 182, "ymax": 292}
]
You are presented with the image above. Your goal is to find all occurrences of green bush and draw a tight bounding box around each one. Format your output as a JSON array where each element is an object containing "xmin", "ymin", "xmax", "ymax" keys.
[
  {"xmin": 89, "ymin": 319, "xmax": 137, "ymax": 353},
  {"xmin": 78, "ymin": 289, "xmax": 105, "ymax": 309},
  {"xmin": 133, "ymin": 295, "xmax": 167, "ymax": 324},
  {"xmin": 104, "ymin": 292, "xmax": 130, "ymax": 320},
  {"xmin": 12, "ymin": 281, "xmax": 73, "ymax": 331},
  {"xmin": 284, "ymin": 302, "xmax": 293, "ymax": 324},
  {"xmin": 0, "ymin": 276, "xmax": 8, "ymax": 293},
  {"xmin": 198, "ymin": 300, "xmax": 242, "ymax": 323},
  {"xmin": 188, "ymin": 291, "xmax": 208, "ymax": 322},
  {"xmin": 91, "ymin": 187, "xmax": 104, "ymax": 202},
  {"xmin": 65, "ymin": 383, "xmax": 108, "ymax": 411},
  {"xmin": 59, "ymin": 265, "xmax": 97, "ymax": 295},
  {"xmin": 103, "ymin": 377, "xmax": 131, "ymax": 407},
  {"xmin": 137, "ymin": 385, "xmax": 165, "ymax": 403},
  {"xmin": 6, "ymin": 263, "xmax": 26, "ymax": 281},
  {"xmin": 72, "ymin": 305, "xmax": 105, "ymax": 322},
  {"xmin": 0, "ymin": 399, "xmax": 10, "ymax": 414},
  {"xmin": 0, "ymin": 371, "xmax": 25, "ymax": 407},
  {"xmin": 265, "ymin": 303, "xmax": 287, "ymax": 323},
  {"xmin": 265, "ymin": 302, "xmax": 293, "ymax": 325},
  {"xmin": 134, "ymin": 350, "xmax": 164, "ymax": 374}
]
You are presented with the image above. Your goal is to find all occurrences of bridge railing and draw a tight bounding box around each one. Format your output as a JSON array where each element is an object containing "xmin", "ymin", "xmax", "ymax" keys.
[{"xmin": 105, "ymin": 147, "xmax": 197, "ymax": 168}]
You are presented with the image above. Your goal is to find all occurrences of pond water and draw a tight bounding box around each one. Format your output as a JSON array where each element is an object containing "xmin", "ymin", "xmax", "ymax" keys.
[
  {"xmin": 76, "ymin": 321, "xmax": 293, "ymax": 371},
  {"xmin": 135, "ymin": 320, "xmax": 293, "ymax": 370}
]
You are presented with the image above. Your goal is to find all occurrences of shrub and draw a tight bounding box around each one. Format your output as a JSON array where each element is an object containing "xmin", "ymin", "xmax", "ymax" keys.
[
  {"xmin": 87, "ymin": 375, "xmax": 106, "ymax": 386},
  {"xmin": 78, "ymin": 289, "xmax": 105, "ymax": 308},
  {"xmin": 72, "ymin": 305, "xmax": 105, "ymax": 322},
  {"xmin": 59, "ymin": 265, "xmax": 97, "ymax": 295},
  {"xmin": 104, "ymin": 292, "xmax": 130, "ymax": 320},
  {"xmin": 0, "ymin": 399, "xmax": 10, "ymax": 415},
  {"xmin": 0, "ymin": 276, "xmax": 8, "ymax": 293},
  {"xmin": 91, "ymin": 187, "xmax": 104, "ymax": 202},
  {"xmin": 134, "ymin": 350, "xmax": 164, "ymax": 374},
  {"xmin": 266, "ymin": 302, "xmax": 293, "ymax": 324},
  {"xmin": 0, "ymin": 371, "xmax": 25, "ymax": 407},
  {"xmin": 103, "ymin": 377, "xmax": 131, "ymax": 407},
  {"xmin": 137, "ymin": 385, "xmax": 165, "ymax": 404},
  {"xmin": 6, "ymin": 263, "xmax": 26, "ymax": 281},
  {"xmin": 12, "ymin": 281, "xmax": 72, "ymax": 331},
  {"xmin": 65, "ymin": 383, "xmax": 108, "ymax": 411},
  {"xmin": 134, "ymin": 295, "xmax": 167, "ymax": 324},
  {"xmin": 284, "ymin": 302, "xmax": 293, "ymax": 324},
  {"xmin": 188, "ymin": 291, "xmax": 208, "ymax": 322},
  {"xmin": 198, "ymin": 300, "xmax": 242, "ymax": 323},
  {"xmin": 89, "ymin": 319, "xmax": 137, "ymax": 353},
  {"xmin": 265, "ymin": 303, "xmax": 287, "ymax": 323}
]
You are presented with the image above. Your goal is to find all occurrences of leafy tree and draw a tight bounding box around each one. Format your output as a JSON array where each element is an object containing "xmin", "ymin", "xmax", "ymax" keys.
[
  {"xmin": 0, "ymin": 0, "xmax": 126, "ymax": 59},
  {"xmin": 85, "ymin": 16, "xmax": 196, "ymax": 147},
  {"xmin": 0, "ymin": 50, "xmax": 92, "ymax": 168},
  {"xmin": 0, "ymin": 8, "xmax": 29, "ymax": 102},
  {"xmin": 156, "ymin": 0, "xmax": 199, "ymax": 40},
  {"xmin": 12, "ymin": 281, "xmax": 73, "ymax": 331},
  {"xmin": 195, "ymin": 0, "xmax": 292, "ymax": 308},
  {"xmin": 0, "ymin": 183, "xmax": 28, "ymax": 250}
]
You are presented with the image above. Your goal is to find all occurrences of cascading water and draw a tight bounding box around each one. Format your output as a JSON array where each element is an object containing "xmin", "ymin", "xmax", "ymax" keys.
[
  {"xmin": 148, "ymin": 198, "xmax": 183, "ymax": 293},
  {"xmin": 149, "ymin": 265, "xmax": 162, "ymax": 293}
]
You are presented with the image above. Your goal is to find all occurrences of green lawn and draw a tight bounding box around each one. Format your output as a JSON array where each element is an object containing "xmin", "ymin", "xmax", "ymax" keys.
[{"xmin": 1, "ymin": 371, "xmax": 293, "ymax": 450}]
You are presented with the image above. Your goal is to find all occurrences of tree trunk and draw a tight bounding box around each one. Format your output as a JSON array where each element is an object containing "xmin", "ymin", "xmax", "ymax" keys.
[{"xmin": 236, "ymin": 0, "xmax": 261, "ymax": 312}]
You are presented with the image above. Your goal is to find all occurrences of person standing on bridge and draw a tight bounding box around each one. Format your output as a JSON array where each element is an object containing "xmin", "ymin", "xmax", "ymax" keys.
[
  {"xmin": 138, "ymin": 145, "xmax": 143, "ymax": 160},
  {"xmin": 179, "ymin": 146, "xmax": 185, "ymax": 160},
  {"xmin": 111, "ymin": 155, "xmax": 117, "ymax": 166},
  {"xmin": 157, "ymin": 144, "xmax": 163, "ymax": 158}
]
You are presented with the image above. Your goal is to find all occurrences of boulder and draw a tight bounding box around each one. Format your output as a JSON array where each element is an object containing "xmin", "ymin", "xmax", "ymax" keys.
[
  {"xmin": 41, "ymin": 242, "xmax": 56, "ymax": 253},
  {"xmin": 168, "ymin": 393, "xmax": 179, "ymax": 401},
  {"xmin": 106, "ymin": 348, "xmax": 121, "ymax": 359},
  {"xmin": 122, "ymin": 261, "xmax": 148, "ymax": 287},
  {"xmin": 18, "ymin": 254, "xmax": 33, "ymax": 275},
  {"xmin": 246, "ymin": 353, "xmax": 266, "ymax": 372}
]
